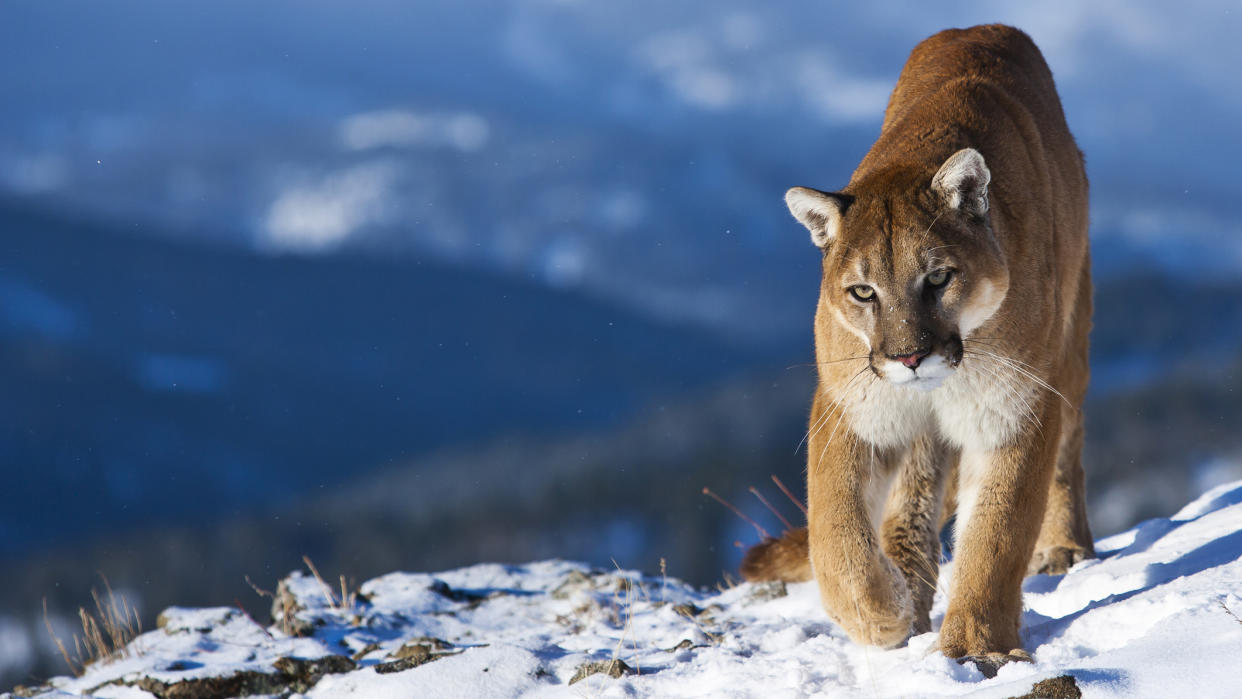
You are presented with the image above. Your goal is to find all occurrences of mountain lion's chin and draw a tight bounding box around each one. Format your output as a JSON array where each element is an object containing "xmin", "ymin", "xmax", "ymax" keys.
[
  {"xmin": 913, "ymin": 375, "xmax": 947, "ymax": 392},
  {"xmin": 892, "ymin": 374, "xmax": 947, "ymax": 392}
]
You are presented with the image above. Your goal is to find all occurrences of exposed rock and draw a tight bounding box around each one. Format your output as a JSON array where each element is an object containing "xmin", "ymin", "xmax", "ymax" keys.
[
  {"xmin": 273, "ymin": 655, "xmax": 356, "ymax": 692},
  {"xmin": 747, "ymin": 581, "xmax": 788, "ymax": 602},
  {"xmin": 99, "ymin": 654, "xmax": 357, "ymax": 698},
  {"xmin": 372, "ymin": 658, "xmax": 419, "ymax": 674},
  {"xmin": 135, "ymin": 671, "xmax": 286, "ymax": 699},
  {"xmin": 1008, "ymin": 675, "xmax": 1082, "ymax": 699},
  {"xmin": 391, "ymin": 643, "xmax": 432, "ymax": 665},
  {"xmin": 666, "ymin": 639, "xmax": 698, "ymax": 652},
  {"xmin": 392, "ymin": 637, "xmax": 453, "ymax": 654},
  {"xmin": 568, "ymin": 659, "xmax": 634, "ymax": 685},
  {"xmin": 427, "ymin": 579, "xmax": 513, "ymax": 611},
  {"xmin": 370, "ymin": 638, "xmax": 465, "ymax": 674},
  {"xmin": 671, "ymin": 603, "xmax": 703, "ymax": 618}
]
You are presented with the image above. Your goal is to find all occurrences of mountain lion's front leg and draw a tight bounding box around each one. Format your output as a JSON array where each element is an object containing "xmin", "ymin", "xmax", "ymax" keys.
[
  {"xmin": 807, "ymin": 395, "xmax": 913, "ymax": 648},
  {"xmin": 881, "ymin": 433, "xmax": 950, "ymax": 634},
  {"xmin": 939, "ymin": 395, "xmax": 1060, "ymax": 661}
]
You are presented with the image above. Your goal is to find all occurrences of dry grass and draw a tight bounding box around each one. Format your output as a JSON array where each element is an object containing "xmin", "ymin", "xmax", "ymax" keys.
[
  {"xmin": 659, "ymin": 557, "xmax": 668, "ymax": 604},
  {"xmin": 1220, "ymin": 600, "xmax": 1242, "ymax": 626},
  {"xmin": 302, "ymin": 555, "xmax": 360, "ymax": 622},
  {"xmin": 243, "ymin": 558, "xmax": 361, "ymax": 636},
  {"xmin": 244, "ymin": 573, "xmax": 298, "ymax": 637},
  {"xmin": 610, "ymin": 569, "xmax": 638, "ymax": 665},
  {"xmin": 43, "ymin": 576, "xmax": 143, "ymax": 676},
  {"xmin": 702, "ymin": 475, "xmax": 808, "ymax": 555}
]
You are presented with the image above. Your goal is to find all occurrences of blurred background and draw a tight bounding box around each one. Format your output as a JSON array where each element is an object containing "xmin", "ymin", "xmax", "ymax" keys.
[{"xmin": 3, "ymin": 0, "xmax": 1242, "ymax": 686}]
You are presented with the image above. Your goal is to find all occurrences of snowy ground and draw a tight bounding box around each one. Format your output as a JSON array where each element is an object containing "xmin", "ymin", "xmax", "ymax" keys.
[{"xmin": 10, "ymin": 480, "xmax": 1242, "ymax": 698}]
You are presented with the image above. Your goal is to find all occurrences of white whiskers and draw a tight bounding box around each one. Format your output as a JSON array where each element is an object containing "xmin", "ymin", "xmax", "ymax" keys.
[
  {"xmin": 961, "ymin": 342, "xmax": 1072, "ymax": 410},
  {"xmin": 795, "ymin": 363, "xmax": 871, "ymax": 454}
]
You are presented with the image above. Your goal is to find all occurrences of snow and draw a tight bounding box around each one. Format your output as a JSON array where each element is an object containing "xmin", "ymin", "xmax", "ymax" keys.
[{"xmin": 11, "ymin": 480, "xmax": 1242, "ymax": 698}]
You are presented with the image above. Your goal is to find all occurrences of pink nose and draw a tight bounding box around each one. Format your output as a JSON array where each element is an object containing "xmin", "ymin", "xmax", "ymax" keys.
[{"xmin": 892, "ymin": 350, "xmax": 929, "ymax": 369}]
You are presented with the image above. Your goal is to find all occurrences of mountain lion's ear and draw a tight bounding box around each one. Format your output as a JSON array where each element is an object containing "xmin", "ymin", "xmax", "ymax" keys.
[
  {"xmin": 932, "ymin": 148, "xmax": 991, "ymax": 218},
  {"xmin": 785, "ymin": 187, "xmax": 851, "ymax": 248}
]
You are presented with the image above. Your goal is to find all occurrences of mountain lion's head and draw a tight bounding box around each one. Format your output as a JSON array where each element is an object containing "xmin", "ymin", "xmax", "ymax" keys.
[{"xmin": 787, "ymin": 148, "xmax": 1010, "ymax": 390}]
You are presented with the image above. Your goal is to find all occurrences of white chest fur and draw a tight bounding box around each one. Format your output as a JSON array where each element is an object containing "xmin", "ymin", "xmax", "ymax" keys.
[
  {"xmin": 934, "ymin": 360, "xmax": 1038, "ymax": 451},
  {"xmin": 836, "ymin": 360, "xmax": 1036, "ymax": 452},
  {"xmin": 839, "ymin": 378, "xmax": 933, "ymax": 449}
]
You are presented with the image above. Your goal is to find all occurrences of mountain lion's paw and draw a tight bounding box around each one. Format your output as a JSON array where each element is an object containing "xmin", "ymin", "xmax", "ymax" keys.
[
  {"xmin": 827, "ymin": 559, "xmax": 914, "ymax": 648},
  {"xmin": 1028, "ymin": 545, "xmax": 1092, "ymax": 576},
  {"xmin": 956, "ymin": 649, "xmax": 1032, "ymax": 679}
]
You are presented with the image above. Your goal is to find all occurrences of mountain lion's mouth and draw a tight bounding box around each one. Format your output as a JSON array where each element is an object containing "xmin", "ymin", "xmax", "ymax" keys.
[{"xmin": 879, "ymin": 353, "xmax": 954, "ymax": 389}]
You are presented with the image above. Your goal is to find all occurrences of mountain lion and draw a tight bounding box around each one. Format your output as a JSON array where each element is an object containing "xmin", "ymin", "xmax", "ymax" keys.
[{"xmin": 741, "ymin": 25, "xmax": 1093, "ymax": 669}]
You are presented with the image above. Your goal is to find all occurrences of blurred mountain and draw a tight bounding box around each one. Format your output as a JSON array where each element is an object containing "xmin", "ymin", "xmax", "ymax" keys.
[{"xmin": 0, "ymin": 200, "xmax": 780, "ymax": 557}]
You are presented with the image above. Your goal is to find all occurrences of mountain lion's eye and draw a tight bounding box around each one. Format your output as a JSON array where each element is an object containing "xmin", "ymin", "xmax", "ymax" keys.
[
  {"xmin": 926, "ymin": 269, "xmax": 951, "ymax": 288},
  {"xmin": 849, "ymin": 285, "xmax": 875, "ymax": 301}
]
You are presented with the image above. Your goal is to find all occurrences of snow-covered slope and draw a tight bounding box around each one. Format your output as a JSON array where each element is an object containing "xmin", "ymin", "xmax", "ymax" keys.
[{"xmin": 12, "ymin": 480, "xmax": 1242, "ymax": 698}]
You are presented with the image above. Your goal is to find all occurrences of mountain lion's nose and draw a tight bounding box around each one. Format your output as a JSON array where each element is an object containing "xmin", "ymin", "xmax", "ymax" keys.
[{"xmin": 890, "ymin": 349, "xmax": 929, "ymax": 369}]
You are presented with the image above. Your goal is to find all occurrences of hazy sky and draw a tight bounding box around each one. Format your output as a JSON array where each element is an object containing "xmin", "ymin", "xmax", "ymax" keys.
[{"xmin": 3, "ymin": 0, "xmax": 1240, "ymax": 331}]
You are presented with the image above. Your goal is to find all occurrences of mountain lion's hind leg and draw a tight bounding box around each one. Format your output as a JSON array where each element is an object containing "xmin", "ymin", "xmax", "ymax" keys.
[
  {"xmin": 1029, "ymin": 403, "xmax": 1094, "ymax": 575},
  {"xmin": 1029, "ymin": 269, "xmax": 1094, "ymax": 577}
]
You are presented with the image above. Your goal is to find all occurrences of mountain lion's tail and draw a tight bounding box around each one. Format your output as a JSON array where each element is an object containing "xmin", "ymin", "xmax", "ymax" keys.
[{"xmin": 739, "ymin": 527, "xmax": 812, "ymax": 582}]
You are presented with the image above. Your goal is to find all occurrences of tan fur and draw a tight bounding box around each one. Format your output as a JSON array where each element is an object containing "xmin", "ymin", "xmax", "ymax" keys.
[
  {"xmin": 740, "ymin": 527, "xmax": 812, "ymax": 583},
  {"xmin": 743, "ymin": 25, "xmax": 1094, "ymax": 659}
]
